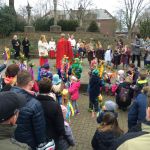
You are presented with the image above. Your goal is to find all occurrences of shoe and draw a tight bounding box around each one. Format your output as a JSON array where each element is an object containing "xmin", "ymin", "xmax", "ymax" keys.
[{"xmin": 76, "ymin": 110, "xmax": 80, "ymax": 115}]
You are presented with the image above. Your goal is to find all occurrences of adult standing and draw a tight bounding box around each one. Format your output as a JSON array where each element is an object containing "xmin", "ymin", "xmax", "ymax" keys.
[
  {"xmin": 10, "ymin": 70, "xmax": 47, "ymax": 150},
  {"xmin": 37, "ymin": 77, "xmax": 65, "ymax": 149},
  {"xmin": 68, "ymin": 34, "xmax": 76, "ymax": 57},
  {"xmin": 22, "ymin": 36, "xmax": 30, "ymax": 59},
  {"xmin": 56, "ymin": 33, "xmax": 73, "ymax": 71},
  {"xmin": 0, "ymin": 91, "xmax": 29, "ymax": 150},
  {"xmin": 12, "ymin": 35, "xmax": 21, "ymax": 58},
  {"xmin": 38, "ymin": 35, "xmax": 49, "ymax": 66},
  {"xmin": 131, "ymin": 34, "xmax": 142, "ymax": 67}
]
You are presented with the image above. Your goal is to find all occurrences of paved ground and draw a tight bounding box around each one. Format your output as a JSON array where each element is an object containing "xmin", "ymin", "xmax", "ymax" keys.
[{"xmin": 0, "ymin": 58, "xmax": 128, "ymax": 150}]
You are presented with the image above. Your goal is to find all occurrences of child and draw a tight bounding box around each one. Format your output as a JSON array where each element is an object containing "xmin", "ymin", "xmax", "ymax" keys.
[
  {"xmin": 97, "ymin": 100, "xmax": 118, "ymax": 124},
  {"xmin": 116, "ymin": 70, "xmax": 125, "ymax": 84},
  {"xmin": 89, "ymin": 69, "xmax": 101, "ymax": 118},
  {"xmin": 52, "ymin": 74, "xmax": 63, "ymax": 105},
  {"xmin": 59, "ymin": 105, "xmax": 75, "ymax": 150},
  {"xmin": 103, "ymin": 71, "xmax": 111, "ymax": 95},
  {"xmin": 116, "ymin": 77, "xmax": 133, "ymax": 111},
  {"xmin": 62, "ymin": 89, "xmax": 74, "ymax": 122},
  {"xmin": 92, "ymin": 112, "xmax": 123, "ymax": 150},
  {"xmin": 68, "ymin": 76, "xmax": 80, "ymax": 114},
  {"xmin": 104, "ymin": 45, "xmax": 113, "ymax": 66},
  {"xmin": 40, "ymin": 63, "xmax": 53, "ymax": 80}
]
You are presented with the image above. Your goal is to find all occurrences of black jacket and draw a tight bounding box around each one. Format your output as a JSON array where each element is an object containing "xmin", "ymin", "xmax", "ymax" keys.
[
  {"xmin": 89, "ymin": 75, "xmax": 101, "ymax": 101},
  {"xmin": 92, "ymin": 129, "xmax": 116, "ymax": 150},
  {"xmin": 36, "ymin": 95, "xmax": 65, "ymax": 142},
  {"xmin": 10, "ymin": 87, "xmax": 46, "ymax": 149},
  {"xmin": 22, "ymin": 39, "xmax": 30, "ymax": 51},
  {"xmin": 12, "ymin": 39, "xmax": 21, "ymax": 51}
]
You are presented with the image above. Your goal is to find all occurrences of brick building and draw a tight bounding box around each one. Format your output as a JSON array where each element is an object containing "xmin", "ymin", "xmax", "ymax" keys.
[{"xmin": 46, "ymin": 8, "xmax": 116, "ymax": 36}]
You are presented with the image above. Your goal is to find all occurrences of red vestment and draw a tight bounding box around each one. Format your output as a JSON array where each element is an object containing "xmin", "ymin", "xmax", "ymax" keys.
[{"xmin": 56, "ymin": 38, "xmax": 73, "ymax": 69}]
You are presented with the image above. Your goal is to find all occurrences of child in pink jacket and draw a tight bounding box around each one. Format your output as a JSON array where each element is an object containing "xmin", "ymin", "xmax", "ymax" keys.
[{"xmin": 68, "ymin": 76, "xmax": 81, "ymax": 114}]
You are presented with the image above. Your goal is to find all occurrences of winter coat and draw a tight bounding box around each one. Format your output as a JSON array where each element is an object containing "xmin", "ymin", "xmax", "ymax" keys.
[
  {"xmin": 10, "ymin": 87, "xmax": 46, "ymax": 149},
  {"xmin": 36, "ymin": 94, "xmax": 65, "ymax": 143},
  {"xmin": 12, "ymin": 39, "xmax": 21, "ymax": 52},
  {"xmin": 111, "ymin": 122, "xmax": 150, "ymax": 150},
  {"xmin": 68, "ymin": 81, "xmax": 80, "ymax": 101},
  {"xmin": 89, "ymin": 75, "xmax": 101, "ymax": 102},
  {"xmin": 0, "ymin": 124, "xmax": 29, "ymax": 150},
  {"xmin": 96, "ymin": 48, "xmax": 105, "ymax": 60},
  {"xmin": 92, "ymin": 129, "xmax": 117, "ymax": 150},
  {"xmin": 58, "ymin": 121, "xmax": 75, "ymax": 150},
  {"xmin": 22, "ymin": 39, "xmax": 30, "ymax": 52},
  {"xmin": 116, "ymin": 82, "xmax": 133, "ymax": 108},
  {"xmin": 128, "ymin": 93, "xmax": 147, "ymax": 129},
  {"xmin": 131, "ymin": 38, "xmax": 142, "ymax": 55}
]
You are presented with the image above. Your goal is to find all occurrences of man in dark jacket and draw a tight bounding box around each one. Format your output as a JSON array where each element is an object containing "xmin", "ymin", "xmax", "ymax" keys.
[
  {"xmin": 12, "ymin": 35, "xmax": 21, "ymax": 58},
  {"xmin": 37, "ymin": 77, "xmax": 65, "ymax": 149},
  {"xmin": 0, "ymin": 91, "xmax": 29, "ymax": 150},
  {"xmin": 10, "ymin": 70, "xmax": 47, "ymax": 150},
  {"xmin": 111, "ymin": 89, "xmax": 150, "ymax": 150}
]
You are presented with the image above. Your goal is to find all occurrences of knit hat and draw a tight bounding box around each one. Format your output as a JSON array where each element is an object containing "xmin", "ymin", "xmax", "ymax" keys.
[
  {"xmin": 0, "ymin": 92, "xmax": 26, "ymax": 123},
  {"xmin": 105, "ymin": 100, "xmax": 117, "ymax": 111},
  {"xmin": 92, "ymin": 69, "xmax": 99, "ymax": 76},
  {"xmin": 61, "ymin": 105, "xmax": 67, "ymax": 119},
  {"xmin": 52, "ymin": 74, "xmax": 62, "ymax": 85}
]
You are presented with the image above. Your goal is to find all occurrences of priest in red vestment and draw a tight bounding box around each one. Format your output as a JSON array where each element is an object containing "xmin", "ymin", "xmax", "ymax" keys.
[{"xmin": 56, "ymin": 33, "xmax": 73, "ymax": 69}]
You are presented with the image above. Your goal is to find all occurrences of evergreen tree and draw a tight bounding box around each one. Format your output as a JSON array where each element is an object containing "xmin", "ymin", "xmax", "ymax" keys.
[{"xmin": 88, "ymin": 21, "xmax": 99, "ymax": 32}]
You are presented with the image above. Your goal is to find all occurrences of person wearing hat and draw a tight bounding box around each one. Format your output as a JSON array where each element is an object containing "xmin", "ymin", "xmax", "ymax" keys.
[
  {"xmin": 52, "ymin": 74, "xmax": 63, "ymax": 105},
  {"xmin": 97, "ymin": 100, "xmax": 118, "ymax": 124},
  {"xmin": 0, "ymin": 91, "xmax": 29, "ymax": 150},
  {"xmin": 89, "ymin": 69, "xmax": 102, "ymax": 118}
]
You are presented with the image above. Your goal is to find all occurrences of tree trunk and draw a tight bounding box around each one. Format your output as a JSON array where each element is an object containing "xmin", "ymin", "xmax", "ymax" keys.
[{"xmin": 9, "ymin": 0, "xmax": 14, "ymax": 9}]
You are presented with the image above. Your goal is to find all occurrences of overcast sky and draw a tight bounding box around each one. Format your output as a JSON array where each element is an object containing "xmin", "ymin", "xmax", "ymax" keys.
[{"xmin": 4, "ymin": 0, "xmax": 121, "ymax": 15}]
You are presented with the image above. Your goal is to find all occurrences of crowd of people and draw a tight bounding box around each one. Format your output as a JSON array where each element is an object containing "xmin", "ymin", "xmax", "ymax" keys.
[{"xmin": 0, "ymin": 33, "xmax": 150, "ymax": 150}]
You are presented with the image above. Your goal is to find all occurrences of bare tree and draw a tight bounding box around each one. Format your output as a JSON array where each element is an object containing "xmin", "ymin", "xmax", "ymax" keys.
[{"xmin": 120, "ymin": 0, "xmax": 150, "ymax": 36}]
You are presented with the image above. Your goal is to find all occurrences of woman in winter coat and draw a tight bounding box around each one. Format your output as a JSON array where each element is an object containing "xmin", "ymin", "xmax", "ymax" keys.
[{"xmin": 92, "ymin": 112, "xmax": 123, "ymax": 150}]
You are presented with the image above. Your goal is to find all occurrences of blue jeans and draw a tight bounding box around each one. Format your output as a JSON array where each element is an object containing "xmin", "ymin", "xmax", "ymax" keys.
[{"xmin": 71, "ymin": 100, "xmax": 79, "ymax": 112}]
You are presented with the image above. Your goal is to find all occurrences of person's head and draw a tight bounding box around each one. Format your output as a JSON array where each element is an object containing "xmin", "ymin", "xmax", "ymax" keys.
[
  {"xmin": 52, "ymin": 74, "xmax": 61, "ymax": 85},
  {"xmin": 51, "ymin": 37, "xmax": 54, "ymax": 41},
  {"xmin": 5, "ymin": 64, "xmax": 20, "ymax": 85},
  {"xmin": 62, "ymin": 89, "xmax": 69, "ymax": 105},
  {"xmin": 100, "ymin": 112, "xmax": 123, "ymax": 136},
  {"xmin": 0, "ymin": 92, "xmax": 26, "ymax": 125},
  {"xmin": 139, "ymin": 70, "xmax": 147, "ymax": 80},
  {"xmin": 103, "ymin": 100, "xmax": 117, "ymax": 112},
  {"xmin": 40, "ymin": 35, "xmax": 47, "ymax": 43},
  {"xmin": 38, "ymin": 77, "xmax": 52, "ymax": 94},
  {"xmin": 136, "ymin": 33, "xmax": 141, "ymax": 39},
  {"xmin": 107, "ymin": 45, "xmax": 112, "ymax": 49},
  {"xmin": 71, "ymin": 34, "xmax": 74, "ymax": 39},
  {"xmin": 13, "ymin": 35, "xmax": 17, "ymax": 40},
  {"xmin": 61, "ymin": 33, "xmax": 65, "ymax": 38},
  {"xmin": 129, "ymin": 63, "xmax": 135, "ymax": 71},
  {"xmin": 71, "ymin": 75, "xmax": 78, "ymax": 83},
  {"xmin": 17, "ymin": 70, "xmax": 33, "ymax": 90},
  {"xmin": 25, "ymin": 36, "xmax": 28, "ymax": 41}
]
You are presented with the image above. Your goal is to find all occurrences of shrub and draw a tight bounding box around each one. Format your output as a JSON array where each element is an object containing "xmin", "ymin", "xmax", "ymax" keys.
[
  {"xmin": 15, "ymin": 17, "xmax": 27, "ymax": 32},
  {"xmin": 0, "ymin": 6, "xmax": 16, "ymax": 36},
  {"xmin": 87, "ymin": 21, "xmax": 99, "ymax": 32},
  {"xmin": 33, "ymin": 17, "xmax": 54, "ymax": 31},
  {"xmin": 58, "ymin": 20, "xmax": 79, "ymax": 31},
  {"xmin": 139, "ymin": 19, "xmax": 150, "ymax": 38}
]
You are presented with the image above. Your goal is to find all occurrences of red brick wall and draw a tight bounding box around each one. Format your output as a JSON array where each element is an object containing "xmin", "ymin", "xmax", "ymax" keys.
[{"xmin": 97, "ymin": 19, "xmax": 116, "ymax": 36}]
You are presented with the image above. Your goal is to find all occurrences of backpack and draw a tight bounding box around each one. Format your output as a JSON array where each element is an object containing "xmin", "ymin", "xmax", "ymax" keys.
[{"xmin": 119, "ymin": 86, "xmax": 129, "ymax": 102}]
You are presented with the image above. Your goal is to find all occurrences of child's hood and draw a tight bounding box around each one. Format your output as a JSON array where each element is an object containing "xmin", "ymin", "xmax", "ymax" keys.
[{"xmin": 72, "ymin": 81, "xmax": 81, "ymax": 88}]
